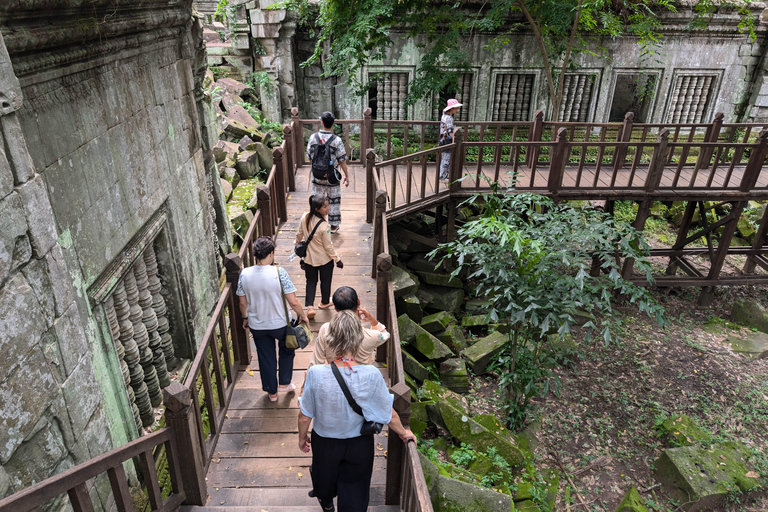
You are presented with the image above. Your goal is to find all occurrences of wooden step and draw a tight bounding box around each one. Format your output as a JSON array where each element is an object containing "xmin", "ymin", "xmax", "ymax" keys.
[
  {"xmin": 180, "ymin": 506, "xmax": 399, "ymax": 512},
  {"xmin": 201, "ymin": 486, "xmax": 388, "ymax": 507}
]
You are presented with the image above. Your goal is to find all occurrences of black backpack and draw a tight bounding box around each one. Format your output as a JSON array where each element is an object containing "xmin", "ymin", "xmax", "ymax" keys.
[{"xmin": 311, "ymin": 134, "xmax": 338, "ymax": 183}]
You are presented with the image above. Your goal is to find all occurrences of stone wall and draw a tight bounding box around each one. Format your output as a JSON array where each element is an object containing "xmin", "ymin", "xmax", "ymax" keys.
[{"xmin": 0, "ymin": 0, "xmax": 224, "ymax": 508}]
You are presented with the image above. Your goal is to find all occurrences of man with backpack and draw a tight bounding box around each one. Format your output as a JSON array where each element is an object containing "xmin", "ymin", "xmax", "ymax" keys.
[{"xmin": 307, "ymin": 111, "xmax": 349, "ymax": 233}]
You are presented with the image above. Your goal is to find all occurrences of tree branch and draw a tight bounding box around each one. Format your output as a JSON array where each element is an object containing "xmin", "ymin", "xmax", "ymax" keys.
[
  {"xmin": 556, "ymin": 0, "xmax": 584, "ymax": 121},
  {"xmin": 517, "ymin": 2, "xmax": 557, "ymax": 120}
]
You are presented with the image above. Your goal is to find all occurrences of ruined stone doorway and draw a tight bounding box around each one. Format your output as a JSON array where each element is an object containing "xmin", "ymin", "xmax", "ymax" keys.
[{"xmin": 609, "ymin": 73, "xmax": 657, "ymax": 122}]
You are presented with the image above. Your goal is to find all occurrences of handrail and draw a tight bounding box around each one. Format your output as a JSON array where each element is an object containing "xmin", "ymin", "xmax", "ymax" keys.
[{"xmin": 0, "ymin": 428, "xmax": 183, "ymax": 512}]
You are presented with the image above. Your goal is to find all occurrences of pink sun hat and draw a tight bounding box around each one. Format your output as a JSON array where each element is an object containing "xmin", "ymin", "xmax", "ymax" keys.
[{"xmin": 443, "ymin": 98, "xmax": 463, "ymax": 112}]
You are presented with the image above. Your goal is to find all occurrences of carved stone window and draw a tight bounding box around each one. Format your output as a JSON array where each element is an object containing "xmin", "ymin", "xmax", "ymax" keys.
[
  {"xmin": 666, "ymin": 74, "xmax": 717, "ymax": 123},
  {"xmin": 558, "ymin": 73, "xmax": 598, "ymax": 122},
  {"xmin": 609, "ymin": 73, "xmax": 658, "ymax": 123},
  {"xmin": 368, "ymin": 73, "xmax": 408, "ymax": 120},
  {"xmin": 491, "ymin": 73, "xmax": 535, "ymax": 122},
  {"xmin": 432, "ymin": 73, "xmax": 473, "ymax": 122},
  {"xmin": 90, "ymin": 208, "xmax": 178, "ymax": 435}
]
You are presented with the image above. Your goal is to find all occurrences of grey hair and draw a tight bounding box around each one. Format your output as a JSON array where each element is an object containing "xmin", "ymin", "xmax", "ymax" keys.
[{"xmin": 326, "ymin": 309, "xmax": 364, "ymax": 359}]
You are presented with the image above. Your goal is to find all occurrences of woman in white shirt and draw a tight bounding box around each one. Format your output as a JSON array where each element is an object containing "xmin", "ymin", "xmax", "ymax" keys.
[
  {"xmin": 298, "ymin": 310, "xmax": 416, "ymax": 512},
  {"xmin": 237, "ymin": 237, "xmax": 309, "ymax": 401}
]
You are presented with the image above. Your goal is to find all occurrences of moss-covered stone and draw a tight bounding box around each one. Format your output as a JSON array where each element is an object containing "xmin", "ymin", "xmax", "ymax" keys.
[
  {"xmin": 462, "ymin": 331, "xmax": 508, "ymax": 375},
  {"xmin": 439, "ymin": 358, "xmax": 470, "ymax": 394},
  {"xmin": 392, "ymin": 265, "xmax": 419, "ymax": 298},
  {"xmin": 725, "ymin": 331, "xmax": 768, "ymax": 358},
  {"xmin": 738, "ymin": 216, "xmax": 756, "ymax": 240},
  {"xmin": 473, "ymin": 414, "xmax": 532, "ymax": 459},
  {"xmin": 462, "ymin": 314, "xmax": 489, "ymax": 328},
  {"xmin": 420, "ymin": 380, "xmax": 468, "ymax": 413},
  {"xmin": 417, "ymin": 271, "xmax": 464, "ymax": 289},
  {"xmin": 406, "ymin": 253, "xmax": 441, "ymax": 273},
  {"xmin": 398, "ymin": 314, "xmax": 454, "ymax": 360},
  {"xmin": 417, "ymin": 284, "xmax": 465, "ymax": 314},
  {"xmin": 402, "ymin": 349, "xmax": 430, "ymax": 382},
  {"xmin": 615, "ymin": 487, "xmax": 649, "ymax": 512},
  {"xmin": 489, "ymin": 323, "xmax": 512, "ymax": 335},
  {"xmin": 421, "ymin": 311, "xmax": 457, "ymax": 333},
  {"xmin": 513, "ymin": 467, "xmax": 558, "ymax": 510},
  {"xmin": 410, "ymin": 401, "xmax": 432, "ymax": 438},
  {"xmin": 465, "ymin": 297, "xmax": 489, "ymax": 315},
  {"xmin": 395, "ymin": 292, "xmax": 423, "ymax": 322},
  {"xmin": 438, "ymin": 401, "xmax": 525, "ymax": 468},
  {"xmin": 659, "ymin": 415, "xmax": 712, "ymax": 446},
  {"xmin": 730, "ymin": 299, "xmax": 768, "ymax": 334},
  {"xmin": 437, "ymin": 324, "xmax": 469, "ymax": 352},
  {"xmin": 514, "ymin": 500, "xmax": 541, "ymax": 511}
]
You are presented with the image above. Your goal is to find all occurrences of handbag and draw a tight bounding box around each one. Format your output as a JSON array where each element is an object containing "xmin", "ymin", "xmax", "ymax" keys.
[
  {"xmin": 276, "ymin": 267, "xmax": 310, "ymax": 350},
  {"xmin": 330, "ymin": 361, "xmax": 384, "ymax": 436},
  {"xmin": 294, "ymin": 218, "xmax": 324, "ymax": 259}
]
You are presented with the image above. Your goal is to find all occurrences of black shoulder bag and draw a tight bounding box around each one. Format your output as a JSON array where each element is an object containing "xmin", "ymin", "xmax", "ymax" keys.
[
  {"xmin": 330, "ymin": 362, "xmax": 384, "ymax": 436},
  {"xmin": 294, "ymin": 218, "xmax": 324, "ymax": 259}
]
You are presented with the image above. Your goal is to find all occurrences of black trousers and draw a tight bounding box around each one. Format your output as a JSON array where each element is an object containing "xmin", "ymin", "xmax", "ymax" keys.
[
  {"xmin": 249, "ymin": 326, "xmax": 294, "ymax": 394},
  {"xmin": 304, "ymin": 259, "xmax": 334, "ymax": 307},
  {"xmin": 310, "ymin": 431, "xmax": 374, "ymax": 512}
]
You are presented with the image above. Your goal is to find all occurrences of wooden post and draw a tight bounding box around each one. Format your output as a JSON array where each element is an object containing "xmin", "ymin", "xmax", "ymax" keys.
[
  {"xmin": 740, "ymin": 129, "xmax": 768, "ymax": 192},
  {"xmin": 291, "ymin": 107, "xmax": 302, "ymax": 167},
  {"xmin": 372, "ymin": 190, "xmax": 387, "ymax": 278},
  {"xmin": 375, "ymin": 254, "xmax": 392, "ymax": 363},
  {"xmin": 272, "ymin": 147, "xmax": 288, "ymax": 222},
  {"xmin": 366, "ymin": 149, "xmax": 376, "ymax": 223},
  {"xmin": 666, "ymin": 201, "xmax": 697, "ymax": 276},
  {"xmin": 645, "ymin": 129, "xmax": 669, "ymax": 192},
  {"xmin": 385, "ymin": 381, "xmax": 411, "ymax": 505},
  {"xmin": 362, "ymin": 107, "xmax": 373, "ymax": 156},
  {"xmin": 621, "ymin": 200, "xmax": 652, "ymax": 279},
  {"xmin": 547, "ymin": 127, "xmax": 569, "ymax": 194},
  {"xmin": 699, "ymin": 201, "xmax": 747, "ymax": 307},
  {"xmin": 449, "ymin": 127, "xmax": 463, "ymax": 193},
  {"xmin": 163, "ymin": 384, "xmax": 207, "ymax": 505},
  {"xmin": 282, "ymin": 124, "xmax": 296, "ymax": 191},
  {"xmin": 696, "ymin": 112, "xmax": 724, "ymax": 172},
  {"xmin": 744, "ymin": 204, "xmax": 768, "ymax": 273},
  {"xmin": 224, "ymin": 253, "xmax": 250, "ymax": 369},
  {"xmin": 613, "ymin": 112, "xmax": 634, "ymax": 172},
  {"xmin": 257, "ymin": 185, "xmax": 273, "ymax": 237},
  {"xmin": 526, "ymin": 110, "xmax": 544, "ymax": 167}
]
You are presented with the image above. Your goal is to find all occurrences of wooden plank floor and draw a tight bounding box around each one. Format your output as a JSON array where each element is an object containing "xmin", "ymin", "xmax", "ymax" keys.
[{"xmin": 192, "ymin": 164, "xmax": 391, "ymax": 510}]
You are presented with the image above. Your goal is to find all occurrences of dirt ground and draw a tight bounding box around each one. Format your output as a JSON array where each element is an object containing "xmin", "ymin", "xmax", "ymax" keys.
[{"xmin": 465, "ymin": 284, "xmax": 768, "ymax": 511}]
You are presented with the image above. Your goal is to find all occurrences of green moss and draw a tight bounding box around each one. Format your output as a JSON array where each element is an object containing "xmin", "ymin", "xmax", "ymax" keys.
[
  {"xmin": 659, "ymin": 415, "xmax": 712, "ymax": 446},
  {"xmin": 462, "ymin": 314, "xmax": 489, "ymax": 327},
  {"xmin": 615, "ymin": 487, "xmax": 651, "ymax": 512}
]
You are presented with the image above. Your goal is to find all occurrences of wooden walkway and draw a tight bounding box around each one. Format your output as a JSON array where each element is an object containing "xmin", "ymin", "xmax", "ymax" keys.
[{"xmin": 182, "ymin": 164, "xmax": 397, "ymax": 511}]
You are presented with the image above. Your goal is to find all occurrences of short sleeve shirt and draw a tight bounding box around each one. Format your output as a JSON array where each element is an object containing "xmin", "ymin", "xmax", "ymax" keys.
[
  {"xmin": 307, "ymin": 130, "xmax": 347, "ymax": 167},
  {"xmin": 236, "ymin": 266, "xmax": 297, "ymax": 330},
  {"xmin": 299, "ymin": 364, "xmax": 393, "ymax": 439},
  {"xmin": 440, "ymin": 113, "xmax": 455, "ymax": 141}
]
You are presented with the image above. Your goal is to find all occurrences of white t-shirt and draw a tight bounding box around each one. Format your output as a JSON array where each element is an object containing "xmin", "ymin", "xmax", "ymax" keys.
[{"xmin": 236, "ymin": 265, "xmax": 297, "ymax": 330}]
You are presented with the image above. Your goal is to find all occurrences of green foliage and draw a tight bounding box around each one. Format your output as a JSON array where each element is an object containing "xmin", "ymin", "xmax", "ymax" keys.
[
  {"xmin": 214, "ymin": 0, "xmax": 236, "ymax": 28},
  {"xmin": 246, "ymin": 71, "xmax": 277, "ymax": 99},
  {"xmin": 430, "ymin": 188, "xmax": 666, "ymax": 427},
  {"xmin": 449, "ymin": 443, "xmax": 476, "ymax": 468}
]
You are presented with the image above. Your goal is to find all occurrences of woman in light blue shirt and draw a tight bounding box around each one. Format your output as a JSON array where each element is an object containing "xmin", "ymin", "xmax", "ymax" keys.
[{"xmin": 298, "ymin": 310, "xmax": 416, "ymax": 512}]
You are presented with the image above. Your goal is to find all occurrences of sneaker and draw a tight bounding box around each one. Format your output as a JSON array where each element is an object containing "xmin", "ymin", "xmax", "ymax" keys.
[{"xmin": 330, "ymin": 226, "xmax": 340, "ymax": 234}]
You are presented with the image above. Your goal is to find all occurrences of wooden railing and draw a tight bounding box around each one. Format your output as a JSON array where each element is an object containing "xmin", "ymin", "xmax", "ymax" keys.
[{"xmin": 0, "ymin": 428, "xmax": 183, "ymax": 512}]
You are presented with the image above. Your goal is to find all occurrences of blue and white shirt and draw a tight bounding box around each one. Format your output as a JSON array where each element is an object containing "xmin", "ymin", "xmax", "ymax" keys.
[{"xmin": 236, "ymin": 265, "xmax": 297, "ymax": 330}]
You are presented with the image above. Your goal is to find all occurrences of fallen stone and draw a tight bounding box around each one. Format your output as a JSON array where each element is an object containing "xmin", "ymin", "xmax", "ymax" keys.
[
  {"xmin": 438, "ymin": 401, "xmax": 525, "ymax": 467},
  {"xmin": 221, "ymin": 166, "xmax": 239, "ymax": 186},
  {"xmin": 221, "ymin": 117, "xmax": 263, "ymax": 140},
  {"xmin": 397, "ymin": 314, "xmax": 453, "ymax": 360},
  {"xmin": 419, "ymin": 452, "xmax": 512, "ymax": 512},
  {"xmin": 235, "ymin": 151, "xmax": 261, "ymax": 179},
  {"xmin": 416, "ymin": 271, "xmax": 463, "ymax": 289},
  {"xmin": 738, "ymin": 216, "xmax": 756, "ymax": 240},
  {"xmin": 725, "ymin": 331, "xmax": 768, "ymax": 358},
  {"xmin": 227, "ymin": 204, "xmax": 254, "ymax": 237},
  {"xmin": 402, "ymin": 349, "xmax": 429, "ymax": 382},
  {"xmin": 220, "ymin": 91, "xmax": 245, "ymax": 112},
  {"xmin": 465, "ymin": 297, "xmax": 489, "ymax": 315},
  {"xmin": 417, "ymin": 284, "xmax": 464, "ymax": 314},
  {"xmin": 392, "ymin": 265, "xmax": 418, "ymax": 298},
  {"xmin": 220, "ymin": 179, "xmax": 233, "ymax": 202},
  {"xmin": 212, "ymin": 140, "xmax": 240, "ymax": 163},
  {"xmin": 405, "ymin": 254, "xmax": 440, "ymax": 273},
  {"xmin": 514, "ymin": 466, "xmax": 558, "ymax": 510},
  {"xmin": 439, "ymin": 358, "xmax": 469, "ymax": 393},
  {"xmin": 229, "ymin": 178, "xmax": 261, "ymax": 210},
  {"xmin": 615, "ymin": 486, "xmax": 650, "ymax": 512},
  {"xmin": 474, "ymin": 414, "xmax": 528, "ymax": 453},
  {"xmin": 389, "ymin": 238, "xmax": 408, "ymax": 256},
  {"xmin": 420, "ymin": 311, "xmax": 456, "ymax": 333},
  {"xmin": 730, "ymin": 299, "xmax": 768, "ymax": 333},
  {"xmin": 203, "ymin": 28, "xmax": 222, "ymax": 43},
  {"xmin": 436, "ymin": 324, "xmax": 468, "ymax": 352},
  {"xmin": 395, "ymin": 292, "xmax": 423, "ymax": 322},
  {"xmin": 518, "ymin": 420, "xmax": 542, "ymax": 454},
  {"xmin": 249, "ymin": 141, "xmax": 274, "ymax": 170},
  {"xmin": 462, "ymin": 314, "xmax": 489, "ymax": 328},
  {"xmin": 216, "ymin": 77, "xmax": 253, "ymax": 98},
  {"xmin": 462, "ymin": 330, "xmax": 508, "ymax": 375},
  {"xmin": 658, "ymin": 415, "xmax": 712, "ymax": 446},
  {"xmin": 420, "ymin": 380, "xmax": 468, "ymax": 414},
  {"xmin": 238, "ymin": 135, "xmax": 254, "ymax": 150},
  {"xmin": 410, "ymin": 401, "xmax": 432, "ymax": 438},
  {"xmin": 730, "ymin": 236, "xmax": 750, "ymax": 247},
  {"xmin": 224, "ymin": 104, "xmax": 259, "ymax": 131},
  {"xmin": 654, "ymin": 443, "xmax": 760, "ymax": 508}
]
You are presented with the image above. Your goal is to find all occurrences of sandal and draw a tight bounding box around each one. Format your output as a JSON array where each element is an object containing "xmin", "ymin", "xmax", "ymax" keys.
[
  {"xmin": 318, "ymin": 302, "xmax": 333, "ymax": 309},
  {"xmin": 268, "ymin": 393, "xmax": 278, "ymax": 402},
  {"xmin": 306, "ymin": 307, "xmax": 316, "ymax": 319},
  {"xmin": 278, "ymin": 383, "xmax": 296, "ymax": 393}
]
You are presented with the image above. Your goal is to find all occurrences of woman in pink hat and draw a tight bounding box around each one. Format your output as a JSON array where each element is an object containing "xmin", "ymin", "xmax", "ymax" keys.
[{"xmin": 439, "ymin": 98, "xmax": 462, "ymax": 181}]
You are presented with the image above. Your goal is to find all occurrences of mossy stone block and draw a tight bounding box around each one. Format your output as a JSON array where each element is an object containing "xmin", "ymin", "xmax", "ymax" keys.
[
  {"xmin": 396, "ymin": 292, "xmax": 423, "ymax": 323},
  {"xmin": 730, "ymin": 299, "xmax": 768, "ymax": 334},
  {"xmin": 439, "ymin": 358, "xmax": 469, "ymax": 394},
  {"xmin": 474, "ymin": 414, "xmax": 532, "ymax": 459},
  {"xmin": 421, "ymin": 311, "xmax": 456, "ymax": 333},
  {"xmin": 514, "ymin": 500, "xmax": 541, "ymax": 511},
  {"xmin": 392, "ymin": 265, "xmax": 418, "ymax": 298},
  {"xmin": 462, "ymin": 314, "xmax": 489, "ymax": 328},
  {"xmin": 489, "ymin": 323, "xmax": 512, "ymax": 335},
  {"xmin": 462, "ymin": 331, "xmax": 508, "ymax": 375},
  {"xmin": 725, "ymin": 331, "xmax": 768, "ymax": 358},
  {"xmin": 405, "ymin": 253, "xmax": 440, "ymax": 273},
  {"xmin": 437, "ymin": 324, "xmax": 469, "ymax": 352},
  {"xmin": 410, "ymin": 400, "xmax": 431, "ymax": 438},
  {"xmin": 398, "ymin": 314, "xmax": 453, "ymax": 360},
  {"xmin": 438, "ymin": 401, "xmax": 525, "ymax": 468},
  {"xmin": 465, "ymin": 297, "xmax": 489, "ymax": 315},
  {"xmin": 514, "ymin": 467, "xmax": 558, "ymax": 509},
  {"xmin": 615, "ymin": 487, "xmax": 649, "ymax": 512},
  {"xmin": 417, "ymin": 271, "xmax": 464, "ymax": 289},
  {"xmin": 420, "ymin": 380, "xmax": 468, "ymax": 413},
  {"xmin": 417, "ymin": 284, "xmax": 465, "ymax": 314},
  {"xmin": 402, "ymin": 349, "xmax": 430, "ymax": 382},
  {"xmin": 738, "ymin": 216, "xmax": 756, "ymax": 240},
  {"xmin": 659, "ymin": 415, "xmax": 712, "ymax": 446}
]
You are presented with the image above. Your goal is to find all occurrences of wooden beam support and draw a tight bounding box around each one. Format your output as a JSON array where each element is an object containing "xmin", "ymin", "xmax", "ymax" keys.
[{"xmin": 698, "ymin": 201, "xmax": 746, "ymax": 307}]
